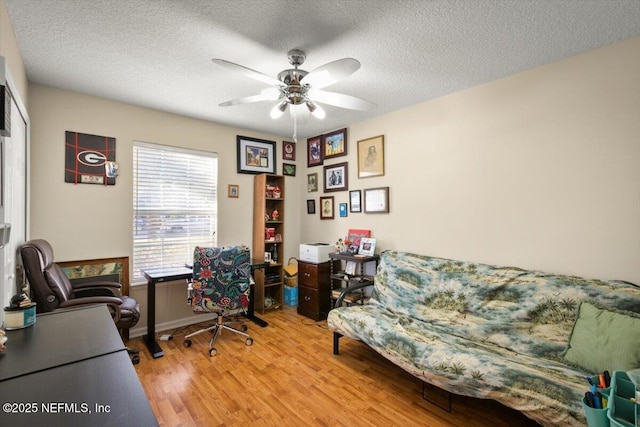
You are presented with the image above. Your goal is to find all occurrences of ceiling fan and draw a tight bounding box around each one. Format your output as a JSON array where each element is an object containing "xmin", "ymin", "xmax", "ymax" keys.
[{"xmin": 212, "ymin": 49, "xmax": 376, "ymax": 138}]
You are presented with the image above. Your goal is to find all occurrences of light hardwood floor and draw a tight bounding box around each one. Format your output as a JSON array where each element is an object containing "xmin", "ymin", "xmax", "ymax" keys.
[{"xmin": 132, "ymin": 306, "xmax": 541, "ymax": 427}]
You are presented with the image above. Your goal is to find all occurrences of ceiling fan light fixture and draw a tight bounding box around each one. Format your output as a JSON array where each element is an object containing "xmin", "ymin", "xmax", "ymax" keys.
[
  {"xmin": 306, "ymin": 101, "xmax": 325, "ymax": 119},
  {"xmin": 270, "ymin": 100, "xmax": 288, "ymax": 119}
]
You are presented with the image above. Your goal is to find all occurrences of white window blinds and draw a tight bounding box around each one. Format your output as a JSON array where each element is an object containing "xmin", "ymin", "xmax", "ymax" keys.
[{"xmin": 132, "ymin": 141, "xmax": 218, "ymax": 282}]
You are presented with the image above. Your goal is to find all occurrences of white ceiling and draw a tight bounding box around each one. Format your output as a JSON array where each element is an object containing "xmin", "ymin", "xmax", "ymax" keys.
[{"xmin": 5, "ymin": 0, "xmax": 640, "ymax": 140}]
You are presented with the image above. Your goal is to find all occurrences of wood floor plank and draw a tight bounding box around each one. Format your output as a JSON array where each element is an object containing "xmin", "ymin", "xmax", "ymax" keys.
[{"xmin": 132, "ymin": 306, "xmax": 541, "ymax": 427}]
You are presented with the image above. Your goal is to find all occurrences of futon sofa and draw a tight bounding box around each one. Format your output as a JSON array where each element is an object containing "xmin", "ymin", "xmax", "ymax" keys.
[{"xmin": 327, "ymin": 250, "xmax": 640, "ymax": 426}]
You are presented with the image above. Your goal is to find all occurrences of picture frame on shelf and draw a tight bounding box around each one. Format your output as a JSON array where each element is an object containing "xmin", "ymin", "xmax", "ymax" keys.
[
  {"xmin": 323, "ymin": 128, "xmax": 347, "ymax": 159},
  {"xmin": 228, "ymin": 184, "xmax": 239, "ymax": 198},
  {"xmin": 307, "ymin": 173, "xmax": 318, "ymax": 192},
  {"xmin": 339, "ymin": 203, "xmax": 348, "ymax": 217},
  {"xmin": 347, "ymin": 229, "xmax": 371, "ymax": 246},
  {"xmin": 236, "ymin": 135, "xmax": 276, "ymax": 174},
  {"xmin": 323, "ymin": 161, "xmax": 348, "ymax": 192},
  {"xmin": 358, "ymin": 237, "xmax": 376, "ymax": 256},
  {"xmin": 283, "ymin": 141, "xmax": 296, "ymax": 160},
  {"xmin": 357, "ymin": 135, "xmax": 385, "ymax": 178},
  {"xmin": 307, "ymin": 199, "xmax": 316, "ymax": 214},
  {"xmin": 319, "ymin": 196, "xmax": 334, "ymax": 220},
  {"xmin": 364, "ymin": 186, "xmax": 390, "ymax": 213},
  {"xmin": 283, "ymin": 163, "xmax": 296, "ymax": 176},
  {"xmin": 349, "ymin": 190, "xmax": 362, "ymax": 213},
  {"xmin": 307, "ymin": 135, "xmax": 323, "ymax": 167}
]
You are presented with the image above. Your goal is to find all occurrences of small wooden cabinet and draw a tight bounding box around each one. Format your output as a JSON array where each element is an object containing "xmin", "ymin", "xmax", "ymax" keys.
[{"xmin": 297, "ymin": 260, "xmax": 339, "ymax": 321}]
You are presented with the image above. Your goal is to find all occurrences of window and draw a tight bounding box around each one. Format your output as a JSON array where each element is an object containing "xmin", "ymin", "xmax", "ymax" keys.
[{"xmin": 132, "ymin": 141, "xmax": 218, "ymax": 282}]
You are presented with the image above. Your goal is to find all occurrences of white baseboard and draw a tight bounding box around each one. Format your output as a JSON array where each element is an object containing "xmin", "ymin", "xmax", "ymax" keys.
[{"xmin": 129, "ymin": 313, "xmax": 218, "ymax": 339}]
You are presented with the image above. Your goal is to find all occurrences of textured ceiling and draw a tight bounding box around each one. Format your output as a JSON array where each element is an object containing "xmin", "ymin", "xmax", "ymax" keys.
[{"xmin": 5, "ymin": 0, "xmax": 640, "ymax": 140}]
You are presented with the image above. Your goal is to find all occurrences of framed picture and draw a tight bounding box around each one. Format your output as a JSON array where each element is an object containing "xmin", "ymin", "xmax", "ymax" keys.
[
  {"xmin": 307, "ymin": 173, "xmax": 318, "ymax": 192},
  {"xmin": 319, "ymin": 196, "xmax": 334, "ymax": 220},
  {"xmin": 339, "ymin": 203, "xmax": 348, "ymax": 217},
  {"xmin": 283, "ymin": 141, "xmax": 296, "ymax": 160},
  {"xmin": 307, "ymin": 135, "xmax": 323, "ymax": 167},
  {"xmin": 323, "ymin": 162, "xmax": 348, "ymax": 192},
  {"xmin": 349, "ymin": 190, "xmax": 362, "ymax": 213},
  {"xmin": 364, "ymin": 186, "xmax": 390, "ymax": 213},
  {"xmin": 283, "ymin": 163, "xmax": 296, "ymax": 176},
  {"xmin": 307, "ymin": 199, "xmax": 316, "ymax": 214},
  {"xmin": 358, "ymin": 237, "xmax": 377, "ymax": 256},
  {"xmin": 228, "ymin": 184, "xmax": 239, "ymax": 198},
  {"xmin": 347, "ymin": 229, "xmax": 371, "ymax": 246},
  {"xmin": 357, "ymin": 135, "xmax": 385, "ymax": 178},
  {"xmin": 323, "ymin": 128, "xmax": 347, "ymax": 159},
  {"xmin": 237, "ymin": 136, "xmax": 276, "ymax": 174}
]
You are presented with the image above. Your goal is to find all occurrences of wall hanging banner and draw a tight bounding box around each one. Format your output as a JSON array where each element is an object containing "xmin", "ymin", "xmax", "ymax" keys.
[{"xmin": 65, "ymin": 131, "xmax": 116, "ymax": 185}]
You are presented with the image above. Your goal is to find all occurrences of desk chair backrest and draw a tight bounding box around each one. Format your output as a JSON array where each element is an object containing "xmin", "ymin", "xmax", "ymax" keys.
[
  {"xmin": 191, "ymin": 246, "xmax": 251, "ymax": 313},
  {"xmin": 21, "ymin": 239, "xmax": 77, "ymax": 312}
]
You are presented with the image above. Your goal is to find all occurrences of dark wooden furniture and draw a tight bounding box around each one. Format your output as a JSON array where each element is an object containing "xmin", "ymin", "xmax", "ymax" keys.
[
  {"xmin": 328, "ymin": 252, "xmax": 380, "ymax": 306},
  {"xmin": 297, "ymin": 260, "xmax": 340, "ymax": 321},
  {"xmin": 0, "ymin": 305, "xmax": 157, "ymax": 427}
]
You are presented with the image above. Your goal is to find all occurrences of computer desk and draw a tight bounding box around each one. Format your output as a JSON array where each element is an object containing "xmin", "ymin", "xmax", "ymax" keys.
[
  {"xmin": 142, "ymin": 259, "xmax": 268, "ymax": 359},
  {"xmin": 0, "ymin": 305, "xmax": 158, "ymax": 427}
]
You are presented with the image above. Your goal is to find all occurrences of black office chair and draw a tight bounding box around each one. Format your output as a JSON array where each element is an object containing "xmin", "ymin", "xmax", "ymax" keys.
[{"xmin": 20, "ymin": 239, "xmax": 141, "ymax": 364}]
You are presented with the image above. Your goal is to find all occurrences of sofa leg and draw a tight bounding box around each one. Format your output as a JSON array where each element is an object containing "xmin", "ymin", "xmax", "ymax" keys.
[
  {"xmin": 422, "ymin": 382, "xmax": 452, "ymax": 413},
  {"xmin": 333, "ymin": 332, "xmax": 342, "ymax": 355}
]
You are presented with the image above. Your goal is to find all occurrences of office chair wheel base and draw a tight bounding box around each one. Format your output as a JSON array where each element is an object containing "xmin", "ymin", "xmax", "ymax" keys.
[
  {"xmin": 246, "ymin": 337, "xmax": 253, "ymax": 346},
  {"xmin": 131, "ymin": 355, "xmax": 140, "ymax": 365},
  {"xmin": 183, "ymin": 339, "xmax": 192, "ymax": 348},
  {"xmin": 209, "ymin": 347, "xmax": 217, "ymax": 357},
  {"xmin": 241, "ymin": 324, "xmax": 248, "ymax": 332}
]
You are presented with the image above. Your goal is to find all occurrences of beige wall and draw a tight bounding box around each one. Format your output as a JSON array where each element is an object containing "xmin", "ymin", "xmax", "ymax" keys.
[
  {"xmin": 28, "ymin": 84, "xmax": 301, "ymax": 334},
  {"xmin": 26, "ymin": 36, "xmax": 640, "ymax": 336},
  {"xmin": 0, "ymin": 0, "xmax": 27, "ymax": 105},
  {"xmin": 301, "ymin": 36, "xmax": 640, "ymax": 284}
]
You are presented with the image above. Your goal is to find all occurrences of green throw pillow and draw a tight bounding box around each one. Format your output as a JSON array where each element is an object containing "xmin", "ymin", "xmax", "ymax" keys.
[{"xmin": 562, "ymin": 302, "xmax": 640, "ymax": 373}]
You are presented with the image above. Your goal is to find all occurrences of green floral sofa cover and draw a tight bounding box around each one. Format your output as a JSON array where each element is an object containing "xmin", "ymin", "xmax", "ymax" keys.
[{"xmin": 327, "ymin": 250, "xmax": 640, "ymax": 426}]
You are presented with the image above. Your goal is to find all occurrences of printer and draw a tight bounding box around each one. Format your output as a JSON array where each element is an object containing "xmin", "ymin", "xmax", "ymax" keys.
[{"xmin": 299, "ymin": 243, "xmax": 334, "ymax": 264}]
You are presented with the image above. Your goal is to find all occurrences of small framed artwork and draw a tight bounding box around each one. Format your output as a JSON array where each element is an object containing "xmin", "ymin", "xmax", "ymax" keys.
[
  {"xmin": 283, "ymin": 141, "xmax": 296, "ymax": 160},
  {"xmin": 323, "ymin": 128, "xmax": 347, "ymax": 159},
  {"xmin": 307, "ymin": 173, "xmax": 318, "ymax": 192},
  {"xmin": 319, "ymin": 196, "xmax": 334, "ymax": 220},
  {"xmin": 237, "ymin": 135, "xmax": 276, "ymax": 174},
  {"xmin": 347, "ymin": 229, "xmax": 371, "ymax": 246},
  {"xmin": 349, "ymin": 190, "xmax": 362, "ymax": 213},
  {"xmin": 357, "ymin": 135, "xmax": 385, "ymax": 178},
  {"xmin": 228, "ymin": 184, "xmax": 239, "ymax": 198},
  {"xmin": 283, "ymin": 163, "xmax": 296, "ymax": 176},
  {"xmin": 307, "ymin": 135, "xmax": 323, "ymax": 167},
  {"xmin": 364, "ymin": 186, "xmax": 390, "ymax": 213},
  {"xmin": 358, "ymin": 237, "xmax": 377, "ymax": 256},
  {"xmin": 323, "ymin": 162, "xmax": 348, "ymax": 192},
  {"xmin": 307, "ymin": 199, "xmax": 316, "ymax": 214},
  {"xmin": 339, "ymin": 203, "xmax": 348, "ymax": 217}
]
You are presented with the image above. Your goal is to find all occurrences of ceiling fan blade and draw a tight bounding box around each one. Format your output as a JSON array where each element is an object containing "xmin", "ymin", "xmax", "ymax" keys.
[
  {"xmin": 307, "ymin": 89, "xmax": 377, "ymax": 111},
  {"xmin": 212, "ymin": 59, "xmax": 284, "ymax": 87},
  {"xmin": 219, "ymin": 88, "xmax": 281, "ymax": 107},
  {"xmin": 302, "ymin": 58, "xmax": 361, "ymax": 89}
]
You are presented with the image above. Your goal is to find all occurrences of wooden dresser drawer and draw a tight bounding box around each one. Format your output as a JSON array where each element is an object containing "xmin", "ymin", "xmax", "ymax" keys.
[
  {"xmin": 297, "ymin": 285, "xmax": 330, "ymax": 321},
  {"xmin": 299, "ymin": 262, "xmax": 320, "ymax": 287}
]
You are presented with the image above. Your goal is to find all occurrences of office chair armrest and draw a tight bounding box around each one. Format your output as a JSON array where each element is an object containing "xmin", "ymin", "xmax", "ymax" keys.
[
  {"xmin": 58, "ymin": 297, "xmax": 123, "ymax": 323},
  {"xmin": 73, "ymin": 281, "xmax": 123, "ymax": 297}
]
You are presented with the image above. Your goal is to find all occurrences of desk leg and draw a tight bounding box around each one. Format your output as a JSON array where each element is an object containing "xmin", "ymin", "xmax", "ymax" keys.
[
  {"xmin": 244, "ymin": 279, "xmax": 268, "ymax": 328},
  {"xmin": 144, "ymin": 279, "xmax": 164, "ymax": 358}
]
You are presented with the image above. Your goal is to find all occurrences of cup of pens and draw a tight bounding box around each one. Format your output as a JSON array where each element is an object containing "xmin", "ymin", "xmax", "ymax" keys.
[{"xmin": 582, "ymin": 372, "xmax": 612, "ymax": 427}]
